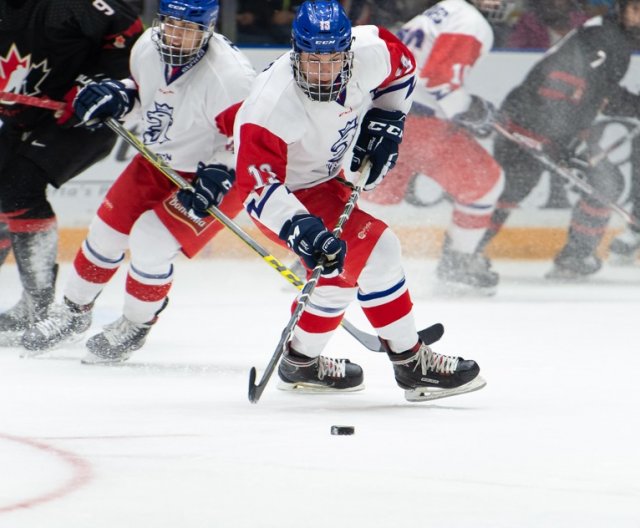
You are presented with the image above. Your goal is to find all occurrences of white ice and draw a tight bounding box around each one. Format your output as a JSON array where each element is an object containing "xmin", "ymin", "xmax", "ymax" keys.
[{"xmin": 0, "ymin": 257, "xmax": 639, "ymax": 528}]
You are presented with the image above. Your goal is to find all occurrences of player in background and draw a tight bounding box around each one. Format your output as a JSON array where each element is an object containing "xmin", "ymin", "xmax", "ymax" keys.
[
  {"xmin": 21, "ymin": 0, "xmax": 256, "ymax": 363},
  {"xmin": 368, "ymin": 0, "xmax": 514, "ymax": 294},
  {"xmin": 232, "ymin": 0, "xmax": 485, "ymax": 401},
  {"xmin": 0, "ymin": 0, "xmax": 142, "ymax": 345},
  {"xmin": 476, "ymin": 0, "xmax": 640, "ymax": 279}
]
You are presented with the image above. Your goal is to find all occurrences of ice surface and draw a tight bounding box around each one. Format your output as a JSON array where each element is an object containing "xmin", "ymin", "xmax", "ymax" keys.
[{"xmin": 0, "ymin": 258, "xmax": 639, "ymax": 527}]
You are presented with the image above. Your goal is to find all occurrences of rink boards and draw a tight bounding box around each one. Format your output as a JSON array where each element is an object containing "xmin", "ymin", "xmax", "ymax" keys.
[{"xmin": 49, "ymin": 49, "xmax": 640, "ymax": 261}]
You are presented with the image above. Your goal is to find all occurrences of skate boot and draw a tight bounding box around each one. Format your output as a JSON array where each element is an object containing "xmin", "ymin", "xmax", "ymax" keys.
[
  {"xmin": 436, "ymin": 249, "xmax": 499, "ymax": 294},
  {"xmin": 545, "ymin": 251, "xmax": 602, "ymax": 281},
  {"xmin": 21, "ymin": 298, "xmax": 92, "ymax": 356},
  {"xmin": 388, "ymin": 341, "xmax": 486, "ymax": 402},
  {"xmin": 82, "ymin": 316, "xmax": 153, "ymax": 365},
  {"xmin": 277, "ymin": 347, "xmax": 364, "ymax": 393},
  {"xmin": 0, "ymin": 288, "xmax": 54, "ymax": 346},
  {"xmin": 608, "ymin": 227, "xmax": 640, "ymax": 265}
]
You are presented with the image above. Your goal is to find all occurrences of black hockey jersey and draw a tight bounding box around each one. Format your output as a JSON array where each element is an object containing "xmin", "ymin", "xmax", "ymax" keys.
[
  {"xmin": 0, "ymin": 0, "xmax": 143, "ymax": 128},
  {"xmin": 501, "ymin": 16, "xmax": 640, "ymax": 147}
]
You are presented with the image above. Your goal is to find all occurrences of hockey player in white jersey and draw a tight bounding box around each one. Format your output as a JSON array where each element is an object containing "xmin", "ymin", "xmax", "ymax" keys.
[
  {"xmin": 230, "ymin": 0, "xmax": 485, "ymax": 401},
  {"xmin": 370, "ymin": 0, "xmax": 512, "ymax": 293},
  {"xmin": 21, "ymin": 0, "xmax": 256, "ymax": 363}
]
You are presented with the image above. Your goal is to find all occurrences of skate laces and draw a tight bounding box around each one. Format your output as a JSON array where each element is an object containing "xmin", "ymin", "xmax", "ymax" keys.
[
  {"xmin": 317, "ymin": 356, "xmax": 347, "ymax": 379},
  {"xmin": 413, "ymin": 344, "xmax": 459, "ymax": 375},
  {"xmin": 32, "ymin": 305, "xmax": 73, "ymax": 338},
  {"xmin": 102, "ymin": 316, "xmax": 148, "ymax": 347}
]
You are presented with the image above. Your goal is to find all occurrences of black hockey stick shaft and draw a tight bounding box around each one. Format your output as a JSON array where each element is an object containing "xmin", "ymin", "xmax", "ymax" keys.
[
  {"xmin": 248, "ymin": 164, "xmax": 371, "ymax": 403},
  {"xmin": 493, "ymin": 121, "xmax": 640, "ymax": 229},
  {"xmin": 587, "ymin": 119, "xmax": 640, "ymax": 167}
]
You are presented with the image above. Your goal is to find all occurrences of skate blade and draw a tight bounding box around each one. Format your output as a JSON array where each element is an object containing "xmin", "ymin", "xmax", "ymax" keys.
[
  {"xmin": 81, "ymin": 351, "xmax": 133, "ymax": 365},
  {"xmin": 404, "ymin": 376, "xmax": 487, "ymax": 402},
  {"xmin": 20, "ymin": 330, "xmax": 89, "ymax": 358},
  {"xmin": 433, "ymin": 280, "xmax": 496, "ymax": 297},
  {"xmin": 544, "ymin": 268, "xmax": 592, "ymax": 282},
  {"xmin": 277, "ymin": 380, "xmax": 365, "ymax": 393}
]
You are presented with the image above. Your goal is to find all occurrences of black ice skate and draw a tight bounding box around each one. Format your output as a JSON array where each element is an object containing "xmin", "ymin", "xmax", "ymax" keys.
[
  {"xmin": 608, "ymin": 227, "xmax": 640, "ymax": 265},
  {"xmin": 545, "ymin": 252, "xmax": 602, "ymax": 281},
  {"xmin": 82, "ymin": 316, "xmax": 152, "ymax": 364},
  {"xmin": 0, "ymin": 289, "xmax": 54, "ymax": 347},
  {"xmin": 21, "ymin": 298, "xmax": 92, "ymax": 356},
  {"xmin": 277, "ymin": 347, "xmax": 364, "ymax": 393},
  {"xmin": 388, "ymin": 342, "xmax": 486, "ymax": 402},
  {"xmin": 436, "ymin": 248, "xmax": 499, "ymax": 294}
]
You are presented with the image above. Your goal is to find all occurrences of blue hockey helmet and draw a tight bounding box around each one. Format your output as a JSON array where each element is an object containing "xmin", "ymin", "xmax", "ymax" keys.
[
  {"xmin": 152, "ymin": 0, "xmax": 218, "ymax": 67},
  {"xmin": 291, "ymin": 1, "xmax": 354, "ymax": 102},
  {"xmin": 158, "ymin": 0, "xmax": 218, "ymax": 27}
]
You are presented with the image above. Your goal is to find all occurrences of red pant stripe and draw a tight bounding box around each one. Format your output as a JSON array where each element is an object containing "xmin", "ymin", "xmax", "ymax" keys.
[
  {"xmin": 362, "ymin": 290, "xmax": 413, "ymax": 329},
  {"xmin": 74, "ymin": 250, "xmax": 119, "ymax": 285},
  {"xmin": 6, "ymin": 217, "xmax": 56, "ymax": 233}
]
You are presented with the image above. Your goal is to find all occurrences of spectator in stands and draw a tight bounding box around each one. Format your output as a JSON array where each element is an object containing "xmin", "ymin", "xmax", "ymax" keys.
[
  {"xmin": 507, "ymin": 0, "xmax": 588, "ymax": 49},
  {"xmin": 236, "ymin": 0, "xmax": 305, "ymax": 44}
]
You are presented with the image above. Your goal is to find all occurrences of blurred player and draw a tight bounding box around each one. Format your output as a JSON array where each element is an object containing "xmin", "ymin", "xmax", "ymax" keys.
[
  {"xmin": 369, "ymin": 0, "xmax": 514, "ymax": 294},
  {"xmin": 21, "ymin": 0, "xmax": 256, "ymax": 363},
  {"xmin": 477, "ymin": 0, "xmax": 640, "ymax": 279},
  {"xmin": 0, "ymin": 0, "xmax": 142, "ymax": 345},
  {"xmin": 233, "ymin": 0, "xmax": 486, "ymax": 401}
]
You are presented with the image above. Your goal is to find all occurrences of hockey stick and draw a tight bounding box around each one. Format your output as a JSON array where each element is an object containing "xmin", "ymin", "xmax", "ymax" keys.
[
  {"xmin": 493, "ymin": 121, "xmax": 640, "ymax": 229},
  {"xmin": 1, "ymin": 91, "xmax": 388, "ymax": 352},
  {"xmin": 248, "ymin": 163, "xmax": 371, "ymax": 403},
  {"xmin": 0, "ymin": 91, "xmax": 66, "ymax": 111},
  {"xmin": 103, "ymin": 118, "xmax": 394, "ymax": 355},
  {"xmin": 587, "ymin": 118, "xmax": 640, "ymax": 168}
]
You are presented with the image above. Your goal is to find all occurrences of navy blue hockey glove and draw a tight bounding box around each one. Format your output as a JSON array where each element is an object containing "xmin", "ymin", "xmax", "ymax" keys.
[
  {"xmin": 452, "ymin": 95, "xmax": 496, "ymax": 138},
  {"xmin": 279, "ymin": 214, "xmax": 347, "ymax": 278},
  {"xmin": 350, "ymin": 108, "xmax": 405, "ymax": 191},
  {"xmin": 73, "ymin": 80, "xmax": 135, "ymax": 130},
  {"xmin": 177, "ymin": 163, "xmax": 236, "ymax": 218}
]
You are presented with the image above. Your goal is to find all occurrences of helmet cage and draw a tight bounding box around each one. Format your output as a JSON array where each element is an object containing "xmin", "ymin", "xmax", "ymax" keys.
[
  {"xmin": 471, "ymin": 0, "xmax": 516, "ymax": 23},
  {"xmin": 152, "ymin": 16, "xmax": 213, "ymax": 67},
  {"xmin": 291, "ymin": 50, "xmax": 353, "ymax": 102}
]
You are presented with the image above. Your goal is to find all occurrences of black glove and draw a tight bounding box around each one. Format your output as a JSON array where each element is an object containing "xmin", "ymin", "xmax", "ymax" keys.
[
  {"xmin": 73, "ymin": 79, "xmax": 135, "ymax": 129},
  {"xmin": 177, "ymin": 162, "xmax": 236, "ymax": 217},
  {"xmin": 351, "ymin": 108, "xmax": 405, "ymax": 190},
  {"xmin": 452, "ymin": 95, "xmax": 496, "ymax": 138},
  {"xmin": 278, "ymin": 214, "xmax": 347, "ymax": 278}
]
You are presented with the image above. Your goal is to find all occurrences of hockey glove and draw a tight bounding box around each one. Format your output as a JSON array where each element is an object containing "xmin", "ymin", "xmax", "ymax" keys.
[
  {"xmin": 177, "ymin": 162, "xmax": 236, "ymax": 218},
  {"xmin": 452, "ymin": 95, "xmax": 496, "ymax": 138},
  {"xmin": 73, "ymin": 79, "xmax": 135, "ymax": 130},
  {"xmin": 350, "ymin": 108, "xmax": 405, "ymax": 191},
  {"xmin": 279, "ymin": 214, "xmax": 347, "ymax": 278}
]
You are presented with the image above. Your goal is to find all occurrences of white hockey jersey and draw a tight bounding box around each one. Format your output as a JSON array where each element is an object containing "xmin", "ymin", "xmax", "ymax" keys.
[
  {"xmin": 398, "ymin": 0, "xmax": 493, "ymax": 118},
  {"xmin": 125, "ymin": 29, "xmax": 255, "ymax": 172},
  {"xmin": 234, "ymin": 25, "xmax": 416, "ymax": 236}
]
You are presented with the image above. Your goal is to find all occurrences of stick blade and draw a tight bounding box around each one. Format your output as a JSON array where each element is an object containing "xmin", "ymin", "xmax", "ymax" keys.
[{"xmin": 248, "ymin": 367, "xmax": 260, "ymax": 404}]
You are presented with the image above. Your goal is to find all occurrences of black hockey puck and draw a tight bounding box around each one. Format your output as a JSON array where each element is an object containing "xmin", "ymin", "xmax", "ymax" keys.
[{"xmin": 331, "ymin": 425, "xmax": 355, "ymax": 436}]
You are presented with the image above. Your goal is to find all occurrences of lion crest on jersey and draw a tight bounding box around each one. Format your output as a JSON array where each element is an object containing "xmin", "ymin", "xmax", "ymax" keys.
[
  {"xmin": 144, "ymin": 102, "xmax": 174, "ymax": 144},
  {"xmin": 327, "ymin": 117, "xmax": 358, "ymax": 175},
  {"xmin": 0, "ymin": 43, "xmax": 50, "ymax": 97}
]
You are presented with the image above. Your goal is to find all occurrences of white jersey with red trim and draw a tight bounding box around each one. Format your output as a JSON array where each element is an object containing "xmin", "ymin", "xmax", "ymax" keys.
[
  {"xmin": 234, "ymin": 25, "xmax": 416, "ymax": 236},
  {"xmin": 399, "ymin": 0, "xmax": 493, "ymax": 118},
  {"xmin": 126, "ymin": 29, "xmax": 255, "ymax": 172}
]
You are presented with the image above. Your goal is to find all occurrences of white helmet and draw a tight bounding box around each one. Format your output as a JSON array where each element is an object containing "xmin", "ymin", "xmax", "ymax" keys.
[{"xmin": 470, "ymin": 0, "xmax": 517, "ymax": 23}]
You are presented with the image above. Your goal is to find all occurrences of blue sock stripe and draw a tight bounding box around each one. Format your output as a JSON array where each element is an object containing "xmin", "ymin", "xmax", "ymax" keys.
[
  {"xmin": 357, "ymin": 277, "xmax": 406, "ymax": 302},
  {"xmin": 130, "ymin": 263, "xmax": 174, "ymax": 281},
  {"xmin": 85, "ymin": 240, "xmax": 125, "ymax": 266}
]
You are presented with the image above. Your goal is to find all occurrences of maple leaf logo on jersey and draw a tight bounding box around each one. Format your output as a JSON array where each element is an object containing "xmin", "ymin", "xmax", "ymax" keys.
[
  {"xmin": 0, "ymin": 43, "xmax": 51, "ymax": 98},
  {"xmin": 144, "ymin": 102, "xmax": 174, "ymax": 145}
]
